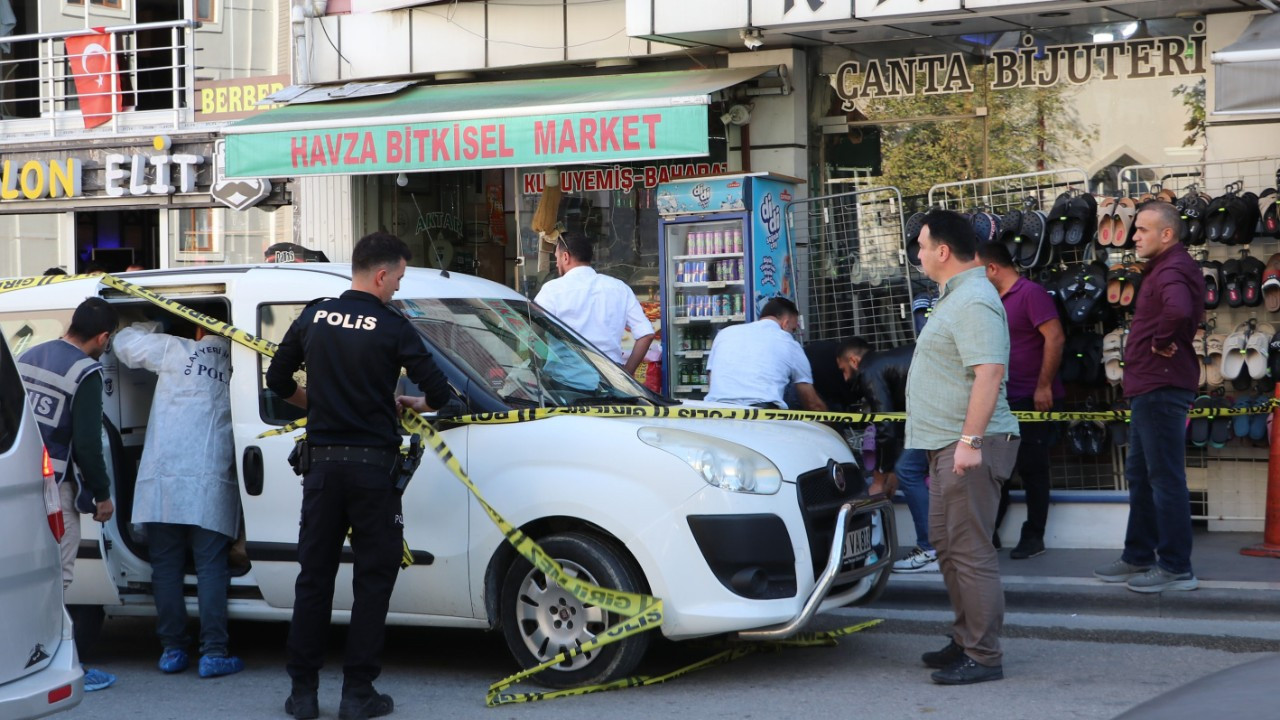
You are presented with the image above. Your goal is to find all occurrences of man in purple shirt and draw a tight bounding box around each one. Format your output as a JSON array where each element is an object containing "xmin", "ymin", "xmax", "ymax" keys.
[
  {"xmin": 1094, "ymin": 202, "xmax": 1204, "ymax": 593},
  {"xmin": 979, "ymin": 243, "xmax": 1065, "ymax": 560}
]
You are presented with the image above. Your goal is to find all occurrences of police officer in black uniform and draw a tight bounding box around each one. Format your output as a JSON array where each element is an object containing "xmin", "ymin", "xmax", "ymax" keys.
[{"xmin": 267, "ymin": 232, "xmax": 452, "ymax": 720}]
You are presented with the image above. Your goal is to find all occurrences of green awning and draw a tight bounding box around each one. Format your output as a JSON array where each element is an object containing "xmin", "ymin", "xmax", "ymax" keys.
[{"xmin": 223, "ymin": 67, "xmax": 772, "ymax": 179}]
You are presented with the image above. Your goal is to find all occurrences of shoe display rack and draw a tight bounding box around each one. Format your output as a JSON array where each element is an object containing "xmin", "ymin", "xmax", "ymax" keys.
[
  {"xmin": 791, "ymin": 186, "xmax": 916, "ymax": 352},
  {"xmin": 920, "ymin": 168, "xmax": 1122, "ymax": 497}
]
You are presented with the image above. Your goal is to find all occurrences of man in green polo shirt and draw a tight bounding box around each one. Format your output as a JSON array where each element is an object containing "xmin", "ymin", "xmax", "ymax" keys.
[{"xmin": 905, "ymin": 210, "xmax": 1020, "ymax": 686}]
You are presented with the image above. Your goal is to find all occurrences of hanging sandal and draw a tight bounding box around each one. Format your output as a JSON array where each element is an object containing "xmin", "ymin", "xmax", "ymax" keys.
[{"xmin": 1119, "ymin": 262, "xmax": 1143, "ymax": 307}]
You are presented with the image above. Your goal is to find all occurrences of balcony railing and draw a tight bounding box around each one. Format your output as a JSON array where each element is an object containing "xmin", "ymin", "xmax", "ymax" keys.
[{"xmin": 0, "ymin": 19, "xmax": 200, "ymax": 143}]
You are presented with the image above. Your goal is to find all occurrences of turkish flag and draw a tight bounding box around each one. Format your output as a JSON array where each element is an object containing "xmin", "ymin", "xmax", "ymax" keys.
[{"xmin": 65, "ymin": 32, "xmax": 121, "ymax": 129}]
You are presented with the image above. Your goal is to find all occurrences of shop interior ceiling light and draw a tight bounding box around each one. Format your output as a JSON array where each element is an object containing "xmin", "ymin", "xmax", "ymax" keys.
[{"xmin": 740, "ymin": 28, "xmax": 765, "ymax": 51}]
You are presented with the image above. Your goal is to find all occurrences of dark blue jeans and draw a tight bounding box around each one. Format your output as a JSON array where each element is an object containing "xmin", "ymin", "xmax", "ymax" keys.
[
  {"xmin": 148, "ymin": 523, "xmax": 232, "ymax": 657},
  {"xmin": 1122, "ymin": 387, "xmax": 1195, "ymax": 575},
  {"xmin": 896, "ymin": 448, "xmax": 932, "ymax": 552}
]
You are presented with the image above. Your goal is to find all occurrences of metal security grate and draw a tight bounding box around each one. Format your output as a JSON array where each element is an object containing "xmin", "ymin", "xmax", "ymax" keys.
[
  {"xmin": 789, "ymin": 187, "xmax": 915, "ymax": 352},
  {"xmin": 1118, "ymin": 156, "xmax": 1279, "ymax": 200}
]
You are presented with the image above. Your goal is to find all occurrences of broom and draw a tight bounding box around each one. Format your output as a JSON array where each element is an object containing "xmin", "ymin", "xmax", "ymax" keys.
[{"xmin": 532, "ymin": 168, "xmax": 564, "ymax": 272}]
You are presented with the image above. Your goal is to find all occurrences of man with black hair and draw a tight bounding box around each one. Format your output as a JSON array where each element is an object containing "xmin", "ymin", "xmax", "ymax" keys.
[
  {"xmin": 906, "ymin": 209, "xmax": 1020, "ymax": 686},
  {"xmin": 535, "ymin": 231, "xmax": 654, "ymax": 376},
  {"xmin": 705, "ymin": 297, "xmax": 826, "ymax": 411},
  {"xmin": 18, "ymin": 297, "xmax": 119, "ymax": 693},
  {"xmin": 839, "ymin": 338, "xmax": 936, "ymax": 573},
  {"xmin": 980, "ymin": 242, "xmax": 1065, "ymax": 560},
  {"xmin": 267, "ymin": 232, "xmax": 453, "ymax": 720},
  {"xmin": 113, "ymin": 309, "xmax": 244, "ymax": 679},
  {"xmin": 798, "ymin": 338, "xmax": 863, "ymax": 410}
]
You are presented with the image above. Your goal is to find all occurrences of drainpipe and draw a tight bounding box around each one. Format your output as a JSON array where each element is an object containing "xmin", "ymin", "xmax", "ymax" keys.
[{"xmin": 292, "ymin": 0, "xmax": 329, "ymax": 85}]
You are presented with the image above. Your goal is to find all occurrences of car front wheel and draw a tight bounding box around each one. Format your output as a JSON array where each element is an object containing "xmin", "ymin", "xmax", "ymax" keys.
[{"xmin": 499, "ymin": 532, "xmax": 651, "ymax": 689}]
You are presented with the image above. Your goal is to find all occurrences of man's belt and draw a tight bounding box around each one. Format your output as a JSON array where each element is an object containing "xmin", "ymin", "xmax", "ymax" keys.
[{"xmin": 310, "ymin": 445, "xmax": 399, "ymax": 468}]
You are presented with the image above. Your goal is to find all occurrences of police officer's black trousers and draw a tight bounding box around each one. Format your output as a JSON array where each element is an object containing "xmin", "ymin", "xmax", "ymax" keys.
[{"xmin": 286, "ymin": 460, "xmax": 403, "ymax": 693}]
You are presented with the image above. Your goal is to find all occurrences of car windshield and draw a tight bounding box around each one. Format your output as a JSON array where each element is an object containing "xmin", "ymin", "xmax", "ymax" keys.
[{"xmin": 395, "ymin": 297, "xmax": 665, "ymax": 409}]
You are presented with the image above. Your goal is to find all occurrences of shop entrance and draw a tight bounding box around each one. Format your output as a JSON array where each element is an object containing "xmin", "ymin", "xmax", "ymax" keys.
[{"xmin": 75, "ymin": 209, "xmax": 160, "ymax": 273}]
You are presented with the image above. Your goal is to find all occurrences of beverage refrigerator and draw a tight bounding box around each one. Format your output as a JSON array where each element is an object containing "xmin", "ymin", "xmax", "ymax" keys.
[{"xmin": 655, "ymin": 172, "xmax": 801, "ymax": 399}]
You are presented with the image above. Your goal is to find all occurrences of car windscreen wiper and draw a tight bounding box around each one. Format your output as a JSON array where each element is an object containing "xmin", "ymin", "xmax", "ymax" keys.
[{"xmin": 566, "ymin": 395, "xmax": 648, "ymax": 407}]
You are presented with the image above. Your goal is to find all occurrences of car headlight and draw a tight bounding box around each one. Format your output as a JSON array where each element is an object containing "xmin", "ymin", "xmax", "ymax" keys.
[{"xmin": 637, "ymin": 426, "xmax": 782, "ymax": 494}]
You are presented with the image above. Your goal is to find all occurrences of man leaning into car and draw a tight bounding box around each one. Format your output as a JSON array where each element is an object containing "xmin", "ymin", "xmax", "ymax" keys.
[{"xmin": 267, "ymin": 232, "xmax": 453, "ymax": 720}]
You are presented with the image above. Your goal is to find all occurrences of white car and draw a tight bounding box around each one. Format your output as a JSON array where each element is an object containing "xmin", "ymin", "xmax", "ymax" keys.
[
  {"xmin": 0, "ymin": 302, "xmax": 83, "ymax": 717},
  {"xmin": 0, "ymin": 264, "xmax": 892, "ymax": 688}
]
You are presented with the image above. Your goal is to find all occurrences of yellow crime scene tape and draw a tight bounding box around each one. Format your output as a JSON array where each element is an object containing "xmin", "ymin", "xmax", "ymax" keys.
[
  {"xmin": 0, "ymin": 272, "xmax": 885, "ymax": 706},
  {"xmin": 258, "ymin": 398, "xmax": 1280, "ymax": 439}
]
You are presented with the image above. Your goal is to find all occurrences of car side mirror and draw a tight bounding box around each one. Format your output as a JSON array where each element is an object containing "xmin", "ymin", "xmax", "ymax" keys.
[{"xmin": 242, "ymin": 446, "xmax": 264, "ymax": 496}]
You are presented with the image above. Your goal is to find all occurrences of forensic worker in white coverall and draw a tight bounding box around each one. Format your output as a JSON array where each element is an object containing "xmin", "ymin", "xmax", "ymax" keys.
[{"xmin": 113, "ymin": 318, "xmax": 245, "ymax": 679}]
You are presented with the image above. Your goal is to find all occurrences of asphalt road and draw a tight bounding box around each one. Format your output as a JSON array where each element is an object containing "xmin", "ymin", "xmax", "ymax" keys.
[{"xmin": 61, "ymin": 608, "xmax": 1277, "ymax": 720}]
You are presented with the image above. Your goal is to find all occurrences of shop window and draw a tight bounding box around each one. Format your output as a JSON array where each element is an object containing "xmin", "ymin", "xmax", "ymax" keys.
[
  {"xmin": 0, "ymin": 214, "xmax": 66, "ymax": 279},
  {"xmin": 169, "ymin": 205, "xmax": 294, "ymax": 267},
  {"xmin": 194, "ymin": 0, "xmax": 216, "ymax": 23},
  {"xmin": 65, "ymin": 0, "xmax": 125, "ymax": 8},
  {"xmin": 256, "ymin": 303, "xmax": 306, "ymax": 424}
]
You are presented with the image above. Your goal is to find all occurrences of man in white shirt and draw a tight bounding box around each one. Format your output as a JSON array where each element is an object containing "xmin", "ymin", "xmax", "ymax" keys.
[
  {"xmin": 535, "ymin": 232, "xmax": 655, "ymax": 375},
  {"xmin": 705, "ymin": 297, "xmax": 827, "ymax": 410}
]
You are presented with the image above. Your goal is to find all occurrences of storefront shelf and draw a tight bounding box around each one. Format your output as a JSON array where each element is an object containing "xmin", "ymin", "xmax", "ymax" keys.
[
  {"xmin": 674, "ymin": 385, "xmax": 709, "ymax": 393},
  {"xmin": 672, "ymin": 253, "xmax": 744, "ymax": 261},
  {"xmin": 673, "ymin": 350, "xmax": 707, "ymax": 358},
  {"xmin": 672, "ymin": 315, "xmax": 745, "ymax": 325},
  {"xmin": 673, "ymin": 280, "xmax": 745, "ymax": 289}
]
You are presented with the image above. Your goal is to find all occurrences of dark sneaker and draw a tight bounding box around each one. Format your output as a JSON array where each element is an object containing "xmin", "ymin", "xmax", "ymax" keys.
[
  {"xmin": 921, "ymin": 638, "xmax": 965, "ymax": 669},
  {"xmin": 1126, "ymin": 567, "xmax": 1199, "ymax": 593},
  {"xmin": 1093, "ymin": 558, "xmax": 1152, "ymax": 583},
  {"xmin": 285, "ymin": 692, "xmax": 320, "ymax": 720},
  {"xmin": 931, "ymin": 656, "xmax": 1004, "ymax": 685},
  {"xmin": 1009, "ymin": 537, "xmax": 1045, "ymax": 560},
  {"xmin": 339, "ymin": 691, "xmax": 394, "ymax": 720}
]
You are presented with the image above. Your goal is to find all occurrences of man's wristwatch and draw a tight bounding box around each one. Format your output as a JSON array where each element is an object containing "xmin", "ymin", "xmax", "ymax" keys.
[{"xmin": 959, "ymin": 434, "xmax": 984, "ymax": 449}]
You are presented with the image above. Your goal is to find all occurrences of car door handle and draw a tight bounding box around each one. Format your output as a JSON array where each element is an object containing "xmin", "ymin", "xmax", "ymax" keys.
[{"xmin": 242, "ymin": 446, "xmax": 264, "ymax": 496}]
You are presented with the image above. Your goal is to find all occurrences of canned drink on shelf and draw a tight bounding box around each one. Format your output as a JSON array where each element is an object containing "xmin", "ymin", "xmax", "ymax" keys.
[
  {"xmin": 699, "ymin": 261, "xmax": 708, "ymax": 282},
  {"xmin": 711, "ymin": 231, "xmax": 723, "ymax": 254},
  {"xmin": 733, "ymin": 293, "xmax": 743, "ymax": 316},
  {"xmin": 732, "ymin": 229, "xmax": 743, "ymax": 253},
  {"xmin": 675, "ymin": 291, "xmax": 684, "ymax": 315}
]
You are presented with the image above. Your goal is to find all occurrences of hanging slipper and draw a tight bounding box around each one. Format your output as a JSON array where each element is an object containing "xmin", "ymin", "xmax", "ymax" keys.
[
  {"xmin": 1110, "ymin": 399, "xmax": 1130, "ymax": 449},
  {"xmin": 1241, "ymin": 255, "xmax": 1266, "ymax": 307},
  {"xmin": 1210, "ymin": 395, "xmax": 1233, "ymax": 448},
  {"xmin": 1220, "ymin": 327, "xmax": 1249, "ymax": 381},
  {"xmin": 1112, "ymin": 197, "xmax": 1138, "ymax": 249},
  {"xmin": 1232, "ymin": 394, "xmax": 1255, "ymax": 440},
  {"xmin": 1188, "ymin": 394, "xmax": 1213, "ymax": 447},
  {"xmin": 1065, "ymin": 194, "xmax": 1098, "ymax": 246},
  {"xmin": 1018, "ymin": 210, "xmax": 1049, "ymax": 268},
  {"xmin": 1202, "ymin": 260, "xmax": 1224, "ymax": 309},
  {"xmin": 1097, "ymin": 197, "xmax": 1117, "ymax": 246},
  {"xmin": 1221, "ymin": 258, "xmax": 1244, "ymax": 308},
  {"xmin": 1119, "ymin": 262, "xmax": 1144, "ymax": 308},
  {"xmin": 1246, "ymin": 322, "xmax": 1275, "ymax": 379},
  {"xmin": 1184, "ymin": 193, "xmax": 1210, "ymax": 245},
  {"xmin": 1260, "ymin": 189, "xmax": 1279, "ymax": 238},
  {"xmin": 1106, "ymin": 264, "xmax": 1128, "ymax": 306},
  {"xmin": 1264, "ymin": 253, "xmax": 1280, "ymax": 312},
  {"xmin": 1102, "ymin": 329, "xmax": 1125, "ymax": 385},
  {"xmin": 1157, "ymin": 188, "xmax": 1178, "ymax": 204},
  {"xmin": 1204, "ymin": 194, "xmax": 1232, "ymax": 244},
  {"xmin": 1047, "ymin": 192, "xmax": 1073, "ymax": 246},
  {"xmin": 1206, "ymin": 333, "xmax": 1227, "ymax": 387}
]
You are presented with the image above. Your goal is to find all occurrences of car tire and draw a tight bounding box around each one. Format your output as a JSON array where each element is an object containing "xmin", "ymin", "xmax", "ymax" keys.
[
  {"xmin": 68, "ymin": 604, "xmax": 105, "ymax": 659},
  {"xmin": 499, "ymin": 532, "xmax": 651, "ymax": 689}
]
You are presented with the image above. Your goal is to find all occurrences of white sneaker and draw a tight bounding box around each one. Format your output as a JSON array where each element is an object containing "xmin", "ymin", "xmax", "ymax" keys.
[{"xmin": 892, "ymin": 546, "xmax": 939, "ymax": 573}]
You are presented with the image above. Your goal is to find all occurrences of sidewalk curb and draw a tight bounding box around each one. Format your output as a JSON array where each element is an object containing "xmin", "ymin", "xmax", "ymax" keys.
[{"xmin": 876, "ymin": 574, "xmax": 1280, "ymax": 621}]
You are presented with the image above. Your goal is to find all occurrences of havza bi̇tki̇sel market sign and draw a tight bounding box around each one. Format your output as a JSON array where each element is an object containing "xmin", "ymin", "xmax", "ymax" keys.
[
  {"xmin": 225, "ymin": 106, "xmax": 708, "ymax": 178},
  {"xmin": 0, "ymin": 136, "xmax": 205, "ymax": 201},
  {"xmin": 836, "ymin": 32, "xmax": 1205, "ymax": 108}
]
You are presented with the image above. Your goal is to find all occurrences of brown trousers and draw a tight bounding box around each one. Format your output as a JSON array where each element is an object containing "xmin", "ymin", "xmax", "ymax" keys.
[{"xmin": 928, "ymin": 435, "xmax": 1020, "ymax": 667}]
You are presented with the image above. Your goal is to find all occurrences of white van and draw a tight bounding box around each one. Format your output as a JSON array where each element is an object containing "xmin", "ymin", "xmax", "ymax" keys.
[
  {"xmin": 0, "ymin": 302, "xmax": 83, "ymax": 717},
  {"xmin": 0, "ymin": 264, "xmax": 892, "ymax": 688}
]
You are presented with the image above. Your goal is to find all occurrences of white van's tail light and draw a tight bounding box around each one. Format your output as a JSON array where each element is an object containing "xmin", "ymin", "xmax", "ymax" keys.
[{"xmin": 42, "ymin": 446, "xmax": 64, "ymax": 542}]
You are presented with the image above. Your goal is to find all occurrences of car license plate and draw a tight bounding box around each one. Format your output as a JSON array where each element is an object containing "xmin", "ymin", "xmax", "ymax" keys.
[{"xmin": 841, "ymin": 523, "xmax": 873, "ymax": 567}]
